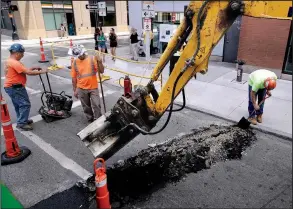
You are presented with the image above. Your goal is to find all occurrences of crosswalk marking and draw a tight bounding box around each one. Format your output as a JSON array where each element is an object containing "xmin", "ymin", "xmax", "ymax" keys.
[{"xmin": 2, "ymin": 89, "xmax": 116, "ymax": 181}]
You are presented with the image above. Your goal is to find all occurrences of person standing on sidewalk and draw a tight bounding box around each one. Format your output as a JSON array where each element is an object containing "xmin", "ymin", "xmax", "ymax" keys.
[
  {"xmin": 60, "ymin": 23, "xmax": 66, "ymax": 39},
  {"xmin": 69, "ymin": 44, "xmax": 105, "ymax": 123},
  {"xmin": 130, "ymin": 28, "xmax": 139, "ymax": 61},
  {"xmin": 4, "ymin": 43, "xmax": 48, "ymax": 131},
  {"xmin": 109, "ymin": 28, "xmax": 118, "ymax": 61},
  {"xmin": 248, "ymin": 69, "xmax": 277, "ymax": 125}
]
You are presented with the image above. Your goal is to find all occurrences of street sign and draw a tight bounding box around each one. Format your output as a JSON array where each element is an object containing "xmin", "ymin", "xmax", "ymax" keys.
[
  {"xmin": 86, "ymin": 4, "xmax": 98, "ymax": 10},
  {"xmin": 143, "ymin": 1, "xmax": 154, "ymax": 11},
  {"xmin": 142, "ymin": 10, "xmax": 155, "ymax": 18},
  {"xmin": 99, "ymin": 8, "xmax": 106, "ymax": 16},
  {"xmin": 143, "ymin": 18, "xmax": 151, "ymax": 31},
  {"xmin": 98, "ymin": 2, "xmax": 106, "ymax": 9}
]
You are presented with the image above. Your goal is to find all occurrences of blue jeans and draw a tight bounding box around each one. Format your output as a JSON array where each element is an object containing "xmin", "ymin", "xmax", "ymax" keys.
[
  {"xmin": 4, "ymin": 86, "xmax": 31, "ymax": 126},
  {"xmin": 248, "ymin": 85, "xmax": 266, "ymax": 117}
]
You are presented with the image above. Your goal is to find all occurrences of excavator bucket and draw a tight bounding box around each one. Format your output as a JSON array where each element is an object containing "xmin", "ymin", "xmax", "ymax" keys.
[
  {"xmin": 77, "ymin": 113, "xmax": 116, "ymax": 158},
  {"xmin": 77, "ymin": 111, "xmax": 140, "ymax": 160}
]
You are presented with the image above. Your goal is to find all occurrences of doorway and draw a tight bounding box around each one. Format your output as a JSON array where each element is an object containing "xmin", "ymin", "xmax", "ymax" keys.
[
  {"xmin": 66, "ymin": 13, "xmax": 76, "ymax": 36},
  {"xmin": 282, "ymin": 23, "xmax": 292, "ymax": 75}
]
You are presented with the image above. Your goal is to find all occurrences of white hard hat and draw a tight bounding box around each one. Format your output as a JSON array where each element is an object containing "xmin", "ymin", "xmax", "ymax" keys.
[{"xmin": 68, "ymin": 44, "xmax": 86, "ymax": 58}]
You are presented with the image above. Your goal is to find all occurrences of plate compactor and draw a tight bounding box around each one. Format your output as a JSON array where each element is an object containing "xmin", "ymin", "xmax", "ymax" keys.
[{"xmin": 38, "ymin": 73, "xmax": 73, "ymax": 123}]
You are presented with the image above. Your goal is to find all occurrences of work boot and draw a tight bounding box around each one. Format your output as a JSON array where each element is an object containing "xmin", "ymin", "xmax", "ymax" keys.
[
  {"xmin": 27, "ymin": 119, "xmax": 33, "ymax": 125},
  {"xmin": 16, "ymin": 124, "xmax": 33, "ymax": 131},
  {"xmin": 257, "ymin": 114, "xmax": 263, "ymax": 123},
  {"xmin": 248, "ymin": 117, "xmax": 257, "ymax": 125}
]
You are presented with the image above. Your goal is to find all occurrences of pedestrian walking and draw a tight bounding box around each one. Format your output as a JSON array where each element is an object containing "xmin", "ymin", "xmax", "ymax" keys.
[
  {"xmin": 94, "ymin": 27, "xmax": 100, "ymax": 51},
  {"xmin": 99, "ymin": 27, "xmax": 108, "ymax": 54},
  {"xmin": 248, "ymin": 69, "xmax": 277, "ymax": 125},
  {"xmin": 4, "ymin": 43, "xmax": 48, "ymax": 131},
  {"xmin": 60, "ymin": 23, "xmax": 66, "ymax": 39},
  {"xmin": 130, "ymin": 28, "xmax": 139, "ymax": 61},
  {"xmin": 69, "ymin": 44, "xmax": 105, "ymax": 123},
  {"xmin": 68, "ymin": 23, "xmax": 75, "ymax": 36},
  {"xmin": 98, "ymin": 32, "xmax": 107, "ymax": 63},
  {"xmin": 109, "ymin": 28, "xmax": 118, "ymax": 61}
]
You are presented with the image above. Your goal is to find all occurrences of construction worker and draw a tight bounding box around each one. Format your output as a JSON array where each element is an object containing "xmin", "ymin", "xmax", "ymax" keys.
[
  {"xmin": 4, "ymin": 43, "xmax": 48, "ymax": 131},
  {"xmin": 248, "ymin": 69, "xmax": 277, "ymax": 125},
  {"xmin": 69, "ymin": 44, "xmax": 105, "ymax": 123}
]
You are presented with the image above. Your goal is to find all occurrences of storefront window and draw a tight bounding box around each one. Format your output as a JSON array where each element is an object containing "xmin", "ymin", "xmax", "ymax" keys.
[
  {"xmin": 89, "ymin": 0, "xmax": 117, "ymax": 27},
  {"xmin": 41, "ymin": 0, "xmax": 75, "ymax": 34},
  {"xmin": 154, "ymin": 12, "xmax": 184, "ymax": 23}
]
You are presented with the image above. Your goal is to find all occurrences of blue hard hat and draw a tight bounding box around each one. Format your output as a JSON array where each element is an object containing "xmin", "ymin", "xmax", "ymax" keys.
[{"xmin": 8, "ymin": 43, "xmax": 25, "ymax": 53}]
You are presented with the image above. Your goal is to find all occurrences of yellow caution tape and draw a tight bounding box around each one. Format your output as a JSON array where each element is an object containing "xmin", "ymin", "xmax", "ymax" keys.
[{"xmin": 87, "ymin": 49, "xmax": 158, "ymax": 65}]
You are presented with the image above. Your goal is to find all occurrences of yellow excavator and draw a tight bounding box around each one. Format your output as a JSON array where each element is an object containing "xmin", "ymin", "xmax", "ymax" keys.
[{"xmin": 77, "ymin": 1, "xmax": 292, "ymax": 160}]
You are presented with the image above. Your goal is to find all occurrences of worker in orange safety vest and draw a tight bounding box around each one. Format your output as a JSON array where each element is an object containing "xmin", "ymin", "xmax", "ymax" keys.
[{"xmin": 68, "ymin": 44, "xmax": 105, "ymax": 123}]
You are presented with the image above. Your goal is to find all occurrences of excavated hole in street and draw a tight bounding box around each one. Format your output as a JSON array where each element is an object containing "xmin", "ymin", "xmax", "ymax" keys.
[{"xmin": 92, "ymin": 124, "xmax": 257, "ymax": 208}]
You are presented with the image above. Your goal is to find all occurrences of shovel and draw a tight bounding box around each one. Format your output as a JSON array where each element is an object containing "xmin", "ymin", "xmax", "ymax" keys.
[{"xmin": 238, "ymin": 95, "xmax": 270, "ymax": 129}]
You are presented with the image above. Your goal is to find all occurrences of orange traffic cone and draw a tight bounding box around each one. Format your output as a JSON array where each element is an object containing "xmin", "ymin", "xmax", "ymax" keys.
[
  {"xmin": 1, "ymin": 95, "xmax": 31, "ymax": 165},
  {"xmin": 94, "ymin": 158, "xmax": 111, "ymax": 209},
  {"xmin": 38, "ymin": 37, "xmax": 49, "ymax": 63}
]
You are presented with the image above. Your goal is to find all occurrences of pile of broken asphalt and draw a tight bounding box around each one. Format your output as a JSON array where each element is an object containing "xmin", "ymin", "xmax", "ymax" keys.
[{"xmin": 101, "ymin": 124, "xmax": 257, "ymax": 208}]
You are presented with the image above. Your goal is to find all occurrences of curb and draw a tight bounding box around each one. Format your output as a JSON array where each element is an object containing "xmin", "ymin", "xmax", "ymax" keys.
[
  {"xmin": 93, "ymin": 79, "xmax": 292, "ymax": 141},
  {"xmin": 1, "ymin": 34, "xmax": 131, "ymax": 46},
  {"xmin": 176, "ymin": 102, "xmax": 292, "ymax": 141}
]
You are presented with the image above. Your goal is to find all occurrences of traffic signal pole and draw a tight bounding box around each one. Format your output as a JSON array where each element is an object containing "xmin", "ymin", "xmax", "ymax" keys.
[{"xmin": 8, "ymin": 3, "xmax": 19, "ymax": 41}]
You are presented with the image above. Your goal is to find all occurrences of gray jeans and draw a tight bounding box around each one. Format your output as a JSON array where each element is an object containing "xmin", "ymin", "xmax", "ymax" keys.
[{"xmin": 77, "ymin": 88, "xmax": 102, "ymax": 121}]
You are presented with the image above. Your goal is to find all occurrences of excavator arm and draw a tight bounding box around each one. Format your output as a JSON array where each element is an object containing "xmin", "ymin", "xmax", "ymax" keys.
[{"xmin": 77, "ymin": 1, "xmax": 292, "ymax": 159}]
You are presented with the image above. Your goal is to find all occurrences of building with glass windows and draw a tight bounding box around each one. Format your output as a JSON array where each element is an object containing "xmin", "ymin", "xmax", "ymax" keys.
[
  {"xmin": 128, "ymin": 1, "xmax": 292, "ymax": 78},
  {"xmin": 128, "ymin": 1, "xmax": 225, "ymax": 60},
  {"xmin": 1, "ymin": 0, "xmax": 129, "ymax": 39}
]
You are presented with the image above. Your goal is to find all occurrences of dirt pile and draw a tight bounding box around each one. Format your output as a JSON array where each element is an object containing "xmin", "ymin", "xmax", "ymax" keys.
[{"xmin": 106, "ymin": 125, "xmax": 257, "ymax": 207}]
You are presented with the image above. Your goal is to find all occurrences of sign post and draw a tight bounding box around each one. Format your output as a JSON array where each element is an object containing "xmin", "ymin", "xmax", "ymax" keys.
[
  {"xmin": 142, "ymin": 1, "xmax": 154, "ymax": 61},
  {"xmin": 5, "ymin": 3, "xmax": 19, "ymax": 41}
]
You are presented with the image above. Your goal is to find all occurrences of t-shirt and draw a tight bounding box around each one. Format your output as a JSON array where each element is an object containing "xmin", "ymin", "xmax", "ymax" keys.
[
  {"xmin": 143, "ymin": 31, "xmax": 154, "ymax": 44},
  {"xmin": 71, "ymin": 56, "xmax": 99, "ymax": 90},
  {"xmin": 130, "ymin": 33, "xmax": 138, "ymax": 44},
  {"xmin": 248, "ymin": 69, "xmax": 277, "ymax": 92},
  {"xmin": 4, "ymin": 58, "xmax": 27, "ymax": 88},
  {"xmin": 109, "ymin": 34, "xmax": 117, "ymax": 43},
  {"xmin": 98, "ymin": 35, "xmax": 106, "ymax": 46}
]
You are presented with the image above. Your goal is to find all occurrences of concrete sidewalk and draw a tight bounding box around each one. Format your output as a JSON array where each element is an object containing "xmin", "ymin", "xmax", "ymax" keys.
[
  {"xmin": 54, "ymin": 47, "xmax": 292, "ymax": 139},
  {"xmin": 1, "ymin": 32, "xmax": 130, "ymax": 46}
]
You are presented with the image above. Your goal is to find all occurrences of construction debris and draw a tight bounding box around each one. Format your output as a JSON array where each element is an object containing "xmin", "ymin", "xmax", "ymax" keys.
[{"xmin": 105, "ymin": 125, "xmax": 257, "ymax": 208}]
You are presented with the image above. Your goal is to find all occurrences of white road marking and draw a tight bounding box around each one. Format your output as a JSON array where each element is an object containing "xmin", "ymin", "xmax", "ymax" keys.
[
  {"xmin": 2, "ymin": 89, "xmax": 116, "ymax": 180},
  {"xmin": 1, "ymin": 77, "xmax": 5, "ymax": 80},
  {"xmin": 48, "ymin": 73, "xmax": 72, "ymax": 84},
  {"xmin": 24, "ymin": 52, "xmax": 38, "ymax": 56},
  {"xmin": 15, "ymin": 126, "xmax": 93, "ymax": 181},
  {"xmin": 26, "ymin": 86, "xmax": 42, "ymax": 95}
]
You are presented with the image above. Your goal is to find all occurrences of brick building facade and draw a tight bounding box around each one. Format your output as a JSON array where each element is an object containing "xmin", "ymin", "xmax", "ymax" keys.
[{"xmin": 237, "ymin": 16, "xmax": 292, "ymax": 74}]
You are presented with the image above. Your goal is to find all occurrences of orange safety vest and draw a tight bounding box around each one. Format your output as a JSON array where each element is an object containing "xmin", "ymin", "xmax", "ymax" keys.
[{"xmin": 73, "ymin": 56, "xmax": 96, "ymax": 79}]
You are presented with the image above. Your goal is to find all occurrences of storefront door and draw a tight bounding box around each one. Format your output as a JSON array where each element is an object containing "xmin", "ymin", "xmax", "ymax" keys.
[{"xmin": 282, "ymin": 23, "xmax": 292, "ymax": 75}]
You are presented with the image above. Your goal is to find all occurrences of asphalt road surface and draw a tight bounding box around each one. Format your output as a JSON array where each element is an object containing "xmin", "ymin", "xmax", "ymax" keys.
[{"xmin": 1, "ymin": 38, "xmax": 292, "ymax": 209}]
